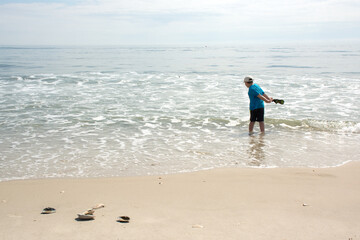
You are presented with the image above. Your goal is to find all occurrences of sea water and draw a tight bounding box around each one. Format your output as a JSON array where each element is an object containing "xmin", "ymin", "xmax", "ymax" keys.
[{"xmin": 0, "ymin": 43, "xmax": 359, "ymax": 181}]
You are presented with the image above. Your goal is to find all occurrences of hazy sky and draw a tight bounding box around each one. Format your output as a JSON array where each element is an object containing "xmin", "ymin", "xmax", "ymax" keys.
[{"xmin": 0, "ymin": 0, "xmax": 359, "ymax": 45}]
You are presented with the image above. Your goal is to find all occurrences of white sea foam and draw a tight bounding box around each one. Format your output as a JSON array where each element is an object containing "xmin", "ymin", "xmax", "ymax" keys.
[{"xmin": 93, "ymin": 116, "xmax": 106, "ymax": 121}]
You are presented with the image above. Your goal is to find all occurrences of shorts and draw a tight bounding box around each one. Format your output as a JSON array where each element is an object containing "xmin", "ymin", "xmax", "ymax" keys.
[{"xmin": 250, "ymin": 108, "xmax": 264, "ymax": 122}]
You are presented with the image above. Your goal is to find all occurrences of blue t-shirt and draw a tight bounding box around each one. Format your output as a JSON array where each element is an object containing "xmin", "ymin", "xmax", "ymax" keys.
[{"xmin": 248, "ymin": 83, "xmax": 265, "ymax": 110}]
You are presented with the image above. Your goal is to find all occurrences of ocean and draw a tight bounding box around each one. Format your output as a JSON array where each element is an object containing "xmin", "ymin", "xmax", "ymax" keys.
[{"xmin": 0, "ymin": 42, "xmax": 359, "ymax": 181}]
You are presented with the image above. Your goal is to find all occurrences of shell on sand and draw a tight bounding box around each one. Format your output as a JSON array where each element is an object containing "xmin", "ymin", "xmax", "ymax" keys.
[
  {"xmin": 192, "ymin": 224, "xmax": 204, "ymax": 228},
  {"xmin": 77, "ymin": 214, "xmax": 95, "ymax": 220}
]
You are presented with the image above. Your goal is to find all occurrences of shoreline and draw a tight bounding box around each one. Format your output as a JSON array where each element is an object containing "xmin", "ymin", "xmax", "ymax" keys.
[
  {"xmin": 1, "ymin": 161, "xmax": 359, "ymax": 240},
  {"xmin": 0, "ymin": 158, "xmax": 357, "ymax": 183}
]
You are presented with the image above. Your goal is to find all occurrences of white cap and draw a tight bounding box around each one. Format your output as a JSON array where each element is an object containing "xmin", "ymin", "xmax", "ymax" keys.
[{"xmin": 244, "ymin": 76, "xmax": 254, "ymax": 83}]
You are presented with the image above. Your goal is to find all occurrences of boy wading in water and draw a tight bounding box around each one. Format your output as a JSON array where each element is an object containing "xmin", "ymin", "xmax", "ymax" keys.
[{"xmin": 244, "ymin": 76, "xmax": 273, "ymax": 134}]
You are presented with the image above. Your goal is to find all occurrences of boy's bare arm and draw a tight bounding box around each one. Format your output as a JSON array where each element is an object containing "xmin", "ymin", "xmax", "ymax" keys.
[{"xmin": 257, "ymin": 93, "xmax": 273, "ymax": 103}]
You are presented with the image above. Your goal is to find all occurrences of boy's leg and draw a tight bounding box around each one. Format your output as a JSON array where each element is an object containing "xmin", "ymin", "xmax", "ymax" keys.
[
  {"xmin": 249, "ymin": 121, "xmax": 255, "ymax": 133},
  {"xmin": 249, "ymin": 109, "xmax": 256, "ymax": 133},
  {"xmin": 258, "ymin": 108, "xmax": 265, "ymax": 133},
  {"xmin": 259, "ymin": 121, "xmax": 265, "ymax": 132}
]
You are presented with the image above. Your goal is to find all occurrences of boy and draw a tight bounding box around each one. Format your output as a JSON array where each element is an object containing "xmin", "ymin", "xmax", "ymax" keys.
[{"xmin": 244, "ymin": 76, "xmax": 273, "ymax": 133}]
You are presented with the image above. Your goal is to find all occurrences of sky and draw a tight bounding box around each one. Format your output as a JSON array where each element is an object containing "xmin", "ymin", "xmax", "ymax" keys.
[{"xmin": 0, "ymin": 0, "xmax": 360, "ymax": 45}]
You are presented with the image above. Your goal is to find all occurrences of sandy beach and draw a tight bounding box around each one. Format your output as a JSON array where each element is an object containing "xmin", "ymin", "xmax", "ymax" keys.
[{"xmin": 1, "ymin": 162, "xmax": 359, "ymax": 240}]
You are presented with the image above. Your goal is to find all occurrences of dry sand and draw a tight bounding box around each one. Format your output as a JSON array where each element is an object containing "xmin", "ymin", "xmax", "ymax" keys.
[{"xmin": 1, "ymin": 162, "xmax": 360, "ymax": 240}]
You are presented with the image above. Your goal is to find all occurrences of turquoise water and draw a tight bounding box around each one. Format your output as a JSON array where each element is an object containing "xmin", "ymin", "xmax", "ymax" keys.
[{"xmin": 0, "ymin": 43, "xmax": 359, "ymax": 181}]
